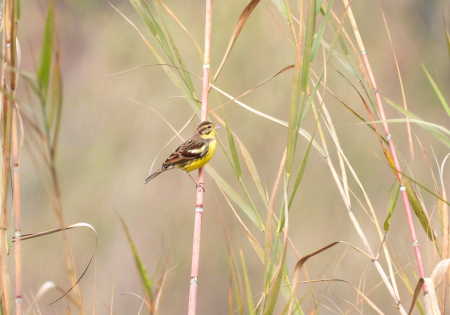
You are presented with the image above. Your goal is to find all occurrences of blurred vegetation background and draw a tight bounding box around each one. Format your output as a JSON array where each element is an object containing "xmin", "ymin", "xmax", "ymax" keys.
[{"xmin": 10, "ymin": 0, "xmax": 450, "ymax": 313}]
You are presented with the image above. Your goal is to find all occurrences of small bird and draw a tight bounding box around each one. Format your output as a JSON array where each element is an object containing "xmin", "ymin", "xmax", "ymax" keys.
[{"xmin": 144, "ymin": 121, "xmax": 220, "ymax": 190}]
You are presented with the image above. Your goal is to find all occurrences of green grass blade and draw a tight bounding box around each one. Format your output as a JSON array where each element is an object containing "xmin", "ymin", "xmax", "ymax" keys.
[
  {"xmin": 118, "ymin": 216, "xmax": 153, "ymax": 302},
  {"xmin": 311, "ymin": 0, "xmax": 333, "ymax": 61},
  {"xmin": 271, "ymin": 0, "xmax": 290, "ymax": 23},
  {"xmin": 239, "ymin": 250, "xmax": 256, "ymax": 315},
  {"xmin": 263, "ymin": 257, "xmax": 285, "ymax": 315},
  {"xmin": 446, "ymin": 29, "xmax": 450, "ymax": 62},
  {"xmin": 385, "ymin": 99, "xmax": 450, "ymax": 149},
  {"xmin": 112, "ymin": 5, "xmax": 202, "ymax": 117},
  {"xmin": 129, "ymin": 0, "xmax": 157, "ymax": 35},
  {"xmin": 152, "ymin": 0, "xmax": 195, "ymax": 93},
  {"xmin": 237, "ymin": 177, "xmax": 264, "ymax": 230},
  {"xmin": 235, "ymin": 138, "xmax": 269, "ymax": 209},
  {"xmin": 206, "ymin": 165, "xmax": 262, "ymax": 229},
  {"xmin": 49, "ymin": 52, "xmax": 63, "ymax": 152},
  {"xmin": 225, "ymin": 120, "xmax": 242, "ymax": 177},
  {"xmin": 421, "ymin": 63, "xmax": 450, "ymax": 117},
  {"xmin": 300, "ymin": 0, "xmax": 316, "ymax": 93},
  {"xmin": 141, "ymin": 0, "xmax": 174, "ymax": 62},
  {"xmin": 37, "ymin": 0, "xmax": 55, "ymax": 103},
  {"xmin": 384, "ymin": 148, "xmax": 441, "ymax": 249},
  {"xmin": 289, "ymin": 128, "xmax": 314, "ymax": 208},
  {"xmin": 384, "ymin": 181, "xmax": 400, "ymax": 231}
]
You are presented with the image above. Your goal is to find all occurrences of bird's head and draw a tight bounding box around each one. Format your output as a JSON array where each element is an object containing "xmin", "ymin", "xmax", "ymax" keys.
[{"xmin": 195, "ymin": 121, "xmax": 220, "ymax": 139}]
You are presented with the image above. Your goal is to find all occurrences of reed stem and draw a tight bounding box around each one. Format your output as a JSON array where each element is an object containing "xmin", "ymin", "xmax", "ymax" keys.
[
  {"xmin": 343, "ymin": 0, "xmax": 426, "ymax": 288},
  {"xmin": 187, "ymin": 0, "xmax": 212, "ymax": 314}
]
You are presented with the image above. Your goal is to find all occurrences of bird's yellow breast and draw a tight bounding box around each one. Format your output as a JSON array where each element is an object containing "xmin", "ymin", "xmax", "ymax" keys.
[{"xmin": 183, "ymin": 139, "xmax": 217, "ymax": 173}]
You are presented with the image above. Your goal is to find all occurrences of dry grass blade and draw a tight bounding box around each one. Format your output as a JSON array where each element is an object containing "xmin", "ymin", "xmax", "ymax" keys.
[
  {"xmin": 234, "ymin": 137, "xmax": 269, "ymax": 209},
  {"xmin": 12, "ymin": 223, "xmax": 97, "ymax": 306},
  {"xmin": 334, "ymin": 68, "xmax": 387, "ymax": 149},
  {"xmin": 219, "ymin": 188, "xmax": 265, "ymax": 263},
  {"xmin": 290, "ymin": 279, "xmax": 384, "ymax": 315},
  {"xmin": 430, "ymin": 259, "xmax": 450, "ymax": 289},
  {"xmin": 287, "ymin": 241, "xmax": 371, "ymax": 314},
  {"xmin": 156, "ymin": 0, "xmax": 203, "ymax": 59},
  {"xmin": 423, "ymin": 278, "xmax": 440, "ymax": 315},
  {"xmin": 110, "ymin": 4, "xmax": 202, "ymax": 117},
  {"xmin": 408, "ymin": 278, "xmax": 440, "ymax": 315},
  {"xmin": 213, "ymin": 0, "xmax": 261, "ymax": 82},
  {"xmin": 109, "ymin": 62, "xmax": 326, "ymax": 156},
  {"xmin": 214, "ymin": 65, "xmax": 294, "ymax": 109},
  {"xmin": 24, "ymin": 282, "xmax": 56, "ymax": 315},
  {"xmin": 380, "ymin": 8, "xmax": 413, "ymax": 159}
]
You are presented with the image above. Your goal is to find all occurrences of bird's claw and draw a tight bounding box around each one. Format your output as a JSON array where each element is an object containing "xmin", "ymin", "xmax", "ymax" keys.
[{"xmin": 196, "ymin": 183, "xmax": 205, "ymax": 192}]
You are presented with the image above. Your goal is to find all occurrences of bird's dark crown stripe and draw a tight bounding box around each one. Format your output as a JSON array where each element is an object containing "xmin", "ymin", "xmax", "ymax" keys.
[{"xmin": 196, "ymin": 121, "xmax": 213, "ymax": 129}]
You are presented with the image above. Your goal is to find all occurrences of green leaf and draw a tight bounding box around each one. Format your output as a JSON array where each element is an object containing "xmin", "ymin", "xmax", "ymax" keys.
[
  {"xmin": 311, "ymin": 0, "xmax": 333, "ymax": 61},
  {"xmin": 385, "ymin": 99, "xmax": 450, "ymax": 149},
  {"xmin": 271, "ymin": 0, "xmax": 290, "ymax": 23},
  {"xmin": 129, "ymin": 0, "xmax": 157, "ymax": 35},
  {"xmin": 37, "ymin": 0, "xmax": 54, "ymax": 103},
  {"xmin": 118, "ymin": 216, "xmax": 153, "ymax": 302},
  {"xmin": 383, "ymin": 148, "xmax": 441, "ymax": 248},
  {"xmin": 141, "ymin": 0, "xmax": 174, "ymax": 62},
  {"xmin": 151, "ymin": 0, "xmax": 195, "ymax": 93},
  {"xmin": 263, "ymin": 255, "xmax": 285, "ymax": 315},
  {"xmin": 289, "ymin": 127, "xmax": 314, "ymax": 208},
  {"xmin": 236, "ymin": 138, "xmax": 269, "ymax": 209},
  {"xmin": 446, "ymin": 29, "xmax": 450, "ymax": 63},
  {"xmin": 206, "ymin": 165, "xmax": 262, "ymax": 230},
  {"xmin": 421, "ymin": 63, "xmax": 450, "ymax": 118},
  {"xmin": 300, "ymin": 0, "xmax": 316, "ymax": 94},
  {"xmin": 225, "ymin": 120, "xmax": 241, "ymax": 177},
  {"xmin": 384, "ymin": 181, "xmax": 400, "ymax": 231},
  {"xmin": 240, "ymin": 250, "xmax": 256, "ymax": 315}
]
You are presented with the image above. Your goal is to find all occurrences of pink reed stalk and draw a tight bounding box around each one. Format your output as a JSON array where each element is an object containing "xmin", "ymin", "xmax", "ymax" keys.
[
  {"xmin": 187, "ymin": 0, "xmax": 212, "ymax": 314},
  {"xmin": 344, "ymin": 1, "xmax": 426, "ymax": 287},
  {"xmin": 12, "ymin": 110, "xmax": 21, "ymax": 315}
]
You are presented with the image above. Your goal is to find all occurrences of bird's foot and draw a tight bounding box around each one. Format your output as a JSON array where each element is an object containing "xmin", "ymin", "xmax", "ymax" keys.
[{"xmin": 196, "ymin": 183, "xmax": 205, "ymax": 192}]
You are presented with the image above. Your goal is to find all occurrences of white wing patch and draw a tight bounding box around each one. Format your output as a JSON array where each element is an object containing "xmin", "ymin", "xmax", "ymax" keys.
[{"xmin": 188, "ymin": 147, "xmax": 206, "ymax": 154}]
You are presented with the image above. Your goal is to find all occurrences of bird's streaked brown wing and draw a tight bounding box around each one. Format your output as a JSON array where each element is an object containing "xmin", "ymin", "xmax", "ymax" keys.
[{"xmin": 162, "ymin": 137, "xmax": 207, "ymax": 168}]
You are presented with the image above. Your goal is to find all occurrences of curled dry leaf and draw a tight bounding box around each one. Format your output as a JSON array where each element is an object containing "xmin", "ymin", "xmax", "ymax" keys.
[
  {"xmin": 430, "ymin": 259, "xmax": 450, "ymax": 289},
  {"xmin": 13, "ymin": 223, "xmax": 97, "ymax": 306},
  {"xmin": 408, "ymin": 278, "xmax": 440, "ymax": 315},
  {"xmin": 213, "ymin": 0, "xmax": 261, "ymax": 82},
  {"xmin": 287, "ymin": 241, "xmax": 372, "ymax": 315}
]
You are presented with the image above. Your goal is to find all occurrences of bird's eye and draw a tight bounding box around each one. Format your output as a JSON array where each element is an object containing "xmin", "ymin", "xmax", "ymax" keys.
[{"xmin": 207, "ymin": 126, "xmax": 211, "ymax": 129}]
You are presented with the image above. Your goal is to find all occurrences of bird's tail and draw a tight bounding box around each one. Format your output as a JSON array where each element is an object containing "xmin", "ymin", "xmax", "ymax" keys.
[{"xmin": 143, "ymin": 169, "xmax": 165, "ymax": 185}]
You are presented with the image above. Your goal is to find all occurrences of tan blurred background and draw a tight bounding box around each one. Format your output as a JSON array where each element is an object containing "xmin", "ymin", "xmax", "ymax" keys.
[{"xmin": 14, "ymin": 0, "xmax": 450, "ymax": 313}]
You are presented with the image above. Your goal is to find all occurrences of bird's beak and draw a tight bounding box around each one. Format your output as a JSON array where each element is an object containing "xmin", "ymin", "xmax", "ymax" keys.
[{"xmin": 214, "ymin": 125, "xmax": 221, "ymax": 130}]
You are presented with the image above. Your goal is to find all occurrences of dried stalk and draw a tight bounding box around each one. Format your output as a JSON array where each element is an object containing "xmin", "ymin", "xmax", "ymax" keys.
[
  {"xmin": 1, "ymin": 0, "xmax": 17, "ymax": 314},
  {"xmin": 342, "ymin": 0, "xmax": 426, "ymax": 285},
  {"xmin": 12, "ymin": 108, "xmax": 20, "ymax": 315},
  {"xmin": 187, "ymin": 0, "xmax": 212, "ymax": 314}
]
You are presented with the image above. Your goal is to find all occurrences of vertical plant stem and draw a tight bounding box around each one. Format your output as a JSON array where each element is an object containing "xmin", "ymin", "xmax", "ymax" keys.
[
  {"xmin": 12, "ymin": 109, "xmax": 20, "ymax": 315},
  {"xmin": 342, "ymin": 0, "xmax": 426, "ymax": 286},
  {"xmin": 1, "ymin": 0, "xmax": 16, "ymax": 313},
  {"xmin": 188, "ymin": 0, "xmax": 212, "ymax": 314}
]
